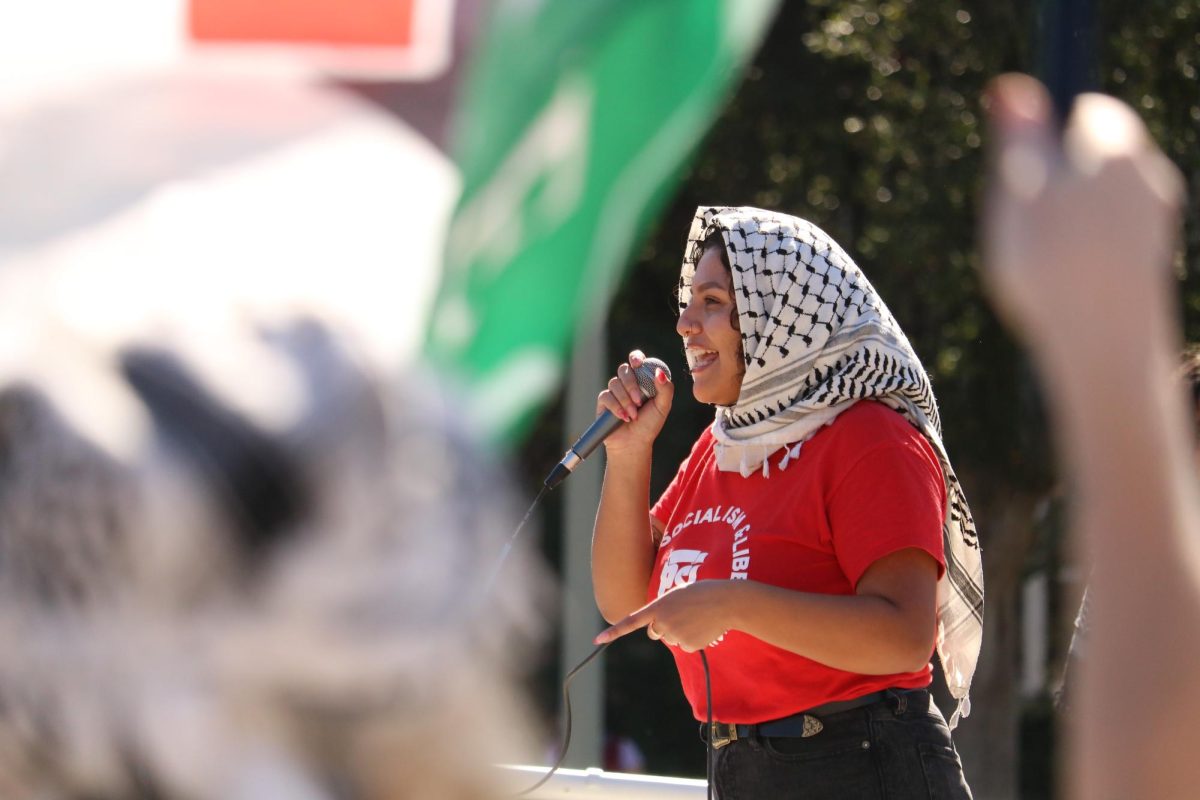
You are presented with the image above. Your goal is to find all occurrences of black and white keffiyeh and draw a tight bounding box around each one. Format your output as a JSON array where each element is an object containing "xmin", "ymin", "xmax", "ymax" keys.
[{"xmin": 678, "ymin": 206, "xmax": 984, "ymax": 727}]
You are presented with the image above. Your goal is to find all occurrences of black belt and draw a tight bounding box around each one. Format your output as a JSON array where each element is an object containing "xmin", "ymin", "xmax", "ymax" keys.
[{"xmin": 704, "ymin": 690, "xmax": 889, "ymax": 749}]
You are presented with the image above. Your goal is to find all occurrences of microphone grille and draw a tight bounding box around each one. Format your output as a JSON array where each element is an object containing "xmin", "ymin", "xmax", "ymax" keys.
[{"xmin": 634, "ymin": 357, "xmax": 671, "ymax": 399}]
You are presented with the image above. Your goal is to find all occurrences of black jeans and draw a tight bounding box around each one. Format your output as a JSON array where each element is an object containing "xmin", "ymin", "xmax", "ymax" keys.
[{"xmin": 706, "ymin": 689, "xmax": 972, "ymax": 799}]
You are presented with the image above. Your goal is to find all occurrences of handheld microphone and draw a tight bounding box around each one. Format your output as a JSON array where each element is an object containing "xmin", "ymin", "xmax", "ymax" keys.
[{"xmin": 544, "ymin": 357, "xmax": 671, "ymax": 490}]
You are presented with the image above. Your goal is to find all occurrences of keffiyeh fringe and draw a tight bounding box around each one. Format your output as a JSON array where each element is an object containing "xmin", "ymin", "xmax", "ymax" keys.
[{"xmin": 679, "ymin": 206, "xmax": 984, "ymax": 727}]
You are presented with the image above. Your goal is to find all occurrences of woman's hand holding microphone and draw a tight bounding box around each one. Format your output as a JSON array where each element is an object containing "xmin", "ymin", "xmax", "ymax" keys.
[{"xmin": 595, "ymin": 349, "xmax": 674, "ymax": 455}]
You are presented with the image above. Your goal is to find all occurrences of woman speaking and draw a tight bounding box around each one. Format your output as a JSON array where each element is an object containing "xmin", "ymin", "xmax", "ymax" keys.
[{"xmin": 591, "ymin": 206, "xmax": 979, "ymax": 799}]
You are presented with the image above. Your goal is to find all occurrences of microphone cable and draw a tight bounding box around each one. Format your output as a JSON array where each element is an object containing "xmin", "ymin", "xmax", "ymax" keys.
[
  {"xmin": 483, "ymin": 485, "xmax": 549, "ymax": 594},
  {"xmin": 492, "ymin": 484, "xmax": 616, "ymax": 796},
  {"xmin": 512, "ymin": 642, "xmax": 715, "ymax": 799},
  {"xmin": 701, "ymin": 650, "xmax": 714, "ymax": 800},
  {"xmin": 492, "ymin": 451, "xmax": 716, "ymax": 797},
  {"xmin": 511, "ymin": 642, "xmax": 715, "ymax": 800},
  {"xmin": 515, "ymin": 641, "xmax": 611, "ymax": 796}
]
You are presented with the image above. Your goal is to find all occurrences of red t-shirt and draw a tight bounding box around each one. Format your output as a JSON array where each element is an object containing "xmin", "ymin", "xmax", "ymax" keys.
[{"xmin": 649, "ymin": 401, "xmax": 946, "ymax": 723}]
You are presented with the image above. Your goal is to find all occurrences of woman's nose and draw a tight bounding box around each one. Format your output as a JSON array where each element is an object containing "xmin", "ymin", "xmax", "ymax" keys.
[{"xmin": 676, "ymin": 302, "xmax": 700, "ymax": 336}]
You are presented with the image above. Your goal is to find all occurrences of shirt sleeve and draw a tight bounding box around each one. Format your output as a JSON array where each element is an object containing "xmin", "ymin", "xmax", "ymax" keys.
[{"xmin": 827, "ymin": 433, "xmax": 947, "ymax": 589}]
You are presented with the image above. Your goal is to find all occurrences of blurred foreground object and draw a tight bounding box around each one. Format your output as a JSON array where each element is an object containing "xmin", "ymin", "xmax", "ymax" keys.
[
  {"xmin": 982, "ymin": 73, "xmax": 1200, "ymax": 799},
  {"xmin": 0, "ymin": 308, "xmax": 547, "ymax": 799}
]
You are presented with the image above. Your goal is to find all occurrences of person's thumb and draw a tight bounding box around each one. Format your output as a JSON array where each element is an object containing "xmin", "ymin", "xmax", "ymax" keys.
[{"xmin": 651, "ymin": 366, "xmax": 674, "ymax": 412}]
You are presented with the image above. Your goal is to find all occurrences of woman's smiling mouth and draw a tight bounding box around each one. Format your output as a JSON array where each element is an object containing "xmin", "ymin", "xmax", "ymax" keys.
[{"xmin": 685, "ymin": 347, "xmax": 719, "ymax": 373}]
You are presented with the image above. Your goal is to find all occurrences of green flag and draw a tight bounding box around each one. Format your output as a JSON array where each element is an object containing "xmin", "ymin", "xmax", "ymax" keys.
[{"xmin": 426, "ymin": 0, "xmax": 779, "ymax": 444}]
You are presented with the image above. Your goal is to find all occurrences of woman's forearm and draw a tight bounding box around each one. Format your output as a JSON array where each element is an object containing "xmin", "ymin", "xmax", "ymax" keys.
[
  {"xmin": 597, "ymin": 548, "xmax": 940, "ymax": 674},
  {"xmin": 591, "ymin": 445, "xmax": 658, "ymax": 623},
  {"xmin": 725, "ymin": 578, "xmax": 936, "ymax": 676}
]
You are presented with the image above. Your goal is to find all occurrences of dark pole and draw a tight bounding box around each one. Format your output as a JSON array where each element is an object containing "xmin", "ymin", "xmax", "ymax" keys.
[{"xmin": 1037, "ymin": 0, "xmax": 1100, "ymax": 124}]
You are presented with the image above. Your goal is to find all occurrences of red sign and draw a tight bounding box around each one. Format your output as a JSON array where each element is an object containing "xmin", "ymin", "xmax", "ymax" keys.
[{"xmin": 190, "ymin": 0, "xmax": 417, "ymax": 46}]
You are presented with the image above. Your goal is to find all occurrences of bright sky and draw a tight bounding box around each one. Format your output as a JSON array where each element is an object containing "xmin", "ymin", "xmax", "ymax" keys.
[{"xmin": 0, "ymin": 1, "xmax": 187, "ymax": 108}]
